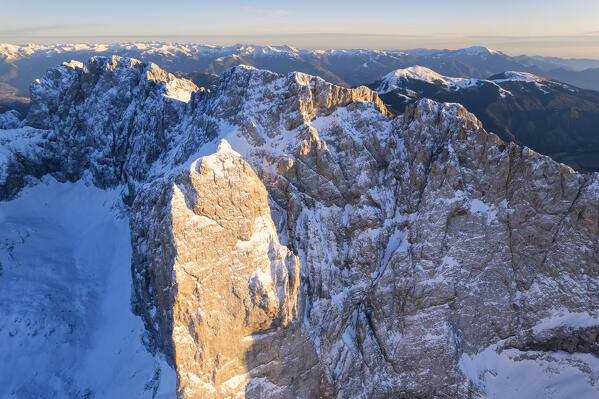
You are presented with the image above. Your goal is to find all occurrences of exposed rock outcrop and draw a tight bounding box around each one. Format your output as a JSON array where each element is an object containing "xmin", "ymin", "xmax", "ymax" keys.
[
  {"xmin": 132, "ymin": 141, "xmax": 319, "ymax": 397},
  {"xmin": 0, "ymin": 56, "xmax": 197, "ymax": 200},
  {"xmin": 1, "ymin": 57, "xmax": 598, "ymax": 398}
]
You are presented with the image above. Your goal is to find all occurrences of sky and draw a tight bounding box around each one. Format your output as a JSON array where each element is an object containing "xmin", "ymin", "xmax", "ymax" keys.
[{"xmin": 1, "ymin": 0, "xmax": 599, "ymax": 58}]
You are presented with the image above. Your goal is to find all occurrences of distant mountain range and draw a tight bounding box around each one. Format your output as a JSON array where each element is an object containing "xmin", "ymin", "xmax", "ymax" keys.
[
  {"xmin": 2, "ymin": 43, "xmax": 599, "ymax": 99},
  {"xmin": 1, "ymin": 43, "xmax": 598, "ymax": 172},
  {"xmin": 369, "ymin": 66, "xmax": 599, "ymax": 172}
]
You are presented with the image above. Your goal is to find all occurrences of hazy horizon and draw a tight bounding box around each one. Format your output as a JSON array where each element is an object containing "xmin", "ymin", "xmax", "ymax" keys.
[
  {"xmin": 2, "ymin": 36, "xmax": 599, "ymax": 61},
  {"xmin": 1, "ymin": 0, "xmax": 598, "ymax": 59}
]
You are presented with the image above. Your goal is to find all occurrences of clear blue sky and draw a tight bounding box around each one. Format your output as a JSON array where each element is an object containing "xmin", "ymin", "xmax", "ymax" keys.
[{"xmin": 1, "ymin": 0, "xmax": 598, "ymax": 57}]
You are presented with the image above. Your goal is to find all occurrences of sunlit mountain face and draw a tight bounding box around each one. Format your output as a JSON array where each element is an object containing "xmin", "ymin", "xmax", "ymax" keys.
[{"xmin": 1, "ymin": 41, "xmax": 599, "ymax": 399}]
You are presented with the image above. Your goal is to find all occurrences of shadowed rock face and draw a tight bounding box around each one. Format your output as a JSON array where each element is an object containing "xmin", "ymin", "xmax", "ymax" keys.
[
  {"xmin": 1, "ymin": 57, "xmax": 599, "ymax": 398},
  {"xmin": 371, "ymin": 67, "xmax": 599, "ymax": 172}
]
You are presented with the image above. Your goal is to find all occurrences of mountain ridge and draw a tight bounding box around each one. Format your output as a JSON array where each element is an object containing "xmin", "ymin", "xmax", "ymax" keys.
[
  {"xmin": 371, "ymin": 65, "xmax": 599, "ymax": 172},
  {"xmin": 1, "ymin": 56, "xmax": 599, "ymax": 398},
  {"xmin": 2, "ymin": 42, "xmax": 599, "ymax": 104}
]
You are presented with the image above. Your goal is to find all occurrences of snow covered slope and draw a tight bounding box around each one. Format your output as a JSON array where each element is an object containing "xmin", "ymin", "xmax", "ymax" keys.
[
  {"xmin": 460, "ymin": 341, "xmax": 599, "ymax": 399},
  {"xmin": 377, "ymin": 65, "xmax": 514, "ymax": 95},
  {"xmin": 0, "ymin": 177, "xmax": 175, "ymax": 398},
  {"xmin": 376, "ymin": 65, "xmax": 475, "ymax": 93},
  {"xmin": 376, "ymin": 66, "xmax": 576, "ymax": 96}
]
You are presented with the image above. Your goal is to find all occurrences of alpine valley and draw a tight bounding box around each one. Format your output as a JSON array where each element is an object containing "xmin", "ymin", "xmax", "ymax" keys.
[{"xmin": 1, "ymin": 49, "xmax": 599, "ymax": 399}]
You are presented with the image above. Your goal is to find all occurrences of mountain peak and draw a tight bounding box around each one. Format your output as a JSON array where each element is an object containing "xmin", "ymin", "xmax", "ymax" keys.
[
  {"xmin": 377, "ymin": 66, "xmax": 480, "ymax": 93},
  {"xmin": 490, "ymin": 70, "xmax": 549, "ymax": 83},
  {"xmin": 209, "ymin": 64, "xmax": 390, "ymax": 129},
  {"xmin": 488, "ymin": 70, "xmax": 575, "ymax": 93},
  {"xmin": 460, "ymin": 45, "xmax": 501, "ymax": 55},
  {"xmin": 26, "ymin": 56, "xmax": 198, "ymax": 129}
]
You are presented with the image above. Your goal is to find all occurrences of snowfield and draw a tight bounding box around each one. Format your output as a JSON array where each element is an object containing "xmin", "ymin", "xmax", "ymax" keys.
[
  {"xmin": 0, "ymin": 177, "xmax": 175, "ymax": 399},
  {"xmin": 460, "ymin": 344, "xmax": 599, "ymax": 399}
]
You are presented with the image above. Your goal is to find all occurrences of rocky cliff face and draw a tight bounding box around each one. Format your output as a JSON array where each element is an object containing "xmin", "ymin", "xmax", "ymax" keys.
[
  {"xmin": 131, "ymin": 141, "xmax": 320, "ymax": 398},
  {"xmin": 1, "ymin": 56, "xmax": 599, "ymax": 398},
  {"xmin": 1, "ymin": 56, "xmax": 198, "ymax": 200}
]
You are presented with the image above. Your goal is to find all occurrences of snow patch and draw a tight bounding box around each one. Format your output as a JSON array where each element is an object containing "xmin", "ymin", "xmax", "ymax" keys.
[
  {"xmin": 164, "ymin": 78, "xmax": 198, "ymax": 103},
  {"xmin": 459, "ymin": 344, "xmax": 599, "ymax": 398},
  {"xmin": 533, "ymin": 309, "xmax": 599, "ymax": 334},
  {"xmin": 0, "ymin": 177, "xmax": 175, "ymax": 398}
]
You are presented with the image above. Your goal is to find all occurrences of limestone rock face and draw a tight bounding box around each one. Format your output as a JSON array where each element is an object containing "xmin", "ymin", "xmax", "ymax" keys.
[
  {"xmin": 0, "ymin": 56, "xmax": 197, "ymax": 200},
  {"xmin": 162, "ymin": 141, "xmax": 304, "ymax": 397},
  {"xmin": 2, "ymin": 57, "xmax": 599, "ymax": 398},
  {"xmin": 131, "ymin": 141, "xmax": 320, "ymax": 398}
]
